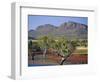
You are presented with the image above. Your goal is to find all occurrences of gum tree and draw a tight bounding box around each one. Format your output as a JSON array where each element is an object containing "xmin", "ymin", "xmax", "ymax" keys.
[
  {"xmin": 53, "ymin": 37, "xmax": 75, "ymax": 65},
  {"xmin": 38, "ymin": 36, "xmax": 50, "ymax": 58}
]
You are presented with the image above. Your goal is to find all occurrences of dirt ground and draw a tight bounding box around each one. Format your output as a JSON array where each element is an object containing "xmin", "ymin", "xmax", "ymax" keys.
[{"xmin": 28, "ymin": 53, "xmax": 87, "ymax": 66}]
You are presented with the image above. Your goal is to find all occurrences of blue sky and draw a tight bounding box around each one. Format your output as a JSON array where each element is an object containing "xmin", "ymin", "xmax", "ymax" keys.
[{"xmin": 28, "ymin": 15, "xmax": 88, "ymax": 30}]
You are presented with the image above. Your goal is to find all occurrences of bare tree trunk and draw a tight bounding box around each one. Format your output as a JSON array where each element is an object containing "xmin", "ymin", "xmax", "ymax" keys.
[
  {"xmin": 60, "ymin": 57, "xmax": 65, "ymax": 65},
  {"xmin": 42, "ymin": 48, "xmax": 47, "ymax": 63},
  {"xmin": 43, "ymin": 48, "xmax": 47, "ymax": 58}
]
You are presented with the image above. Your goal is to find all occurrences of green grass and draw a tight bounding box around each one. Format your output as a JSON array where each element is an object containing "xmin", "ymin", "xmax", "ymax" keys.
[{"xmin": 73, "ymin": 47, "xmax": 88, "ymax": 55}]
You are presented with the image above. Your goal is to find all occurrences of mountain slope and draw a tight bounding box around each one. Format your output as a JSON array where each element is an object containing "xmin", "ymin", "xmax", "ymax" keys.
[{"xmin": 28, "ymin": 21, "xmax": 88, "ymax": 40}]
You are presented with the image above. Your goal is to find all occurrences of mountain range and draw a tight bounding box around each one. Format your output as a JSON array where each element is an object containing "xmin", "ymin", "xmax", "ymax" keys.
[{"xmin": 28, "ymin": 21, "xmax": 88, "ymax": 40}]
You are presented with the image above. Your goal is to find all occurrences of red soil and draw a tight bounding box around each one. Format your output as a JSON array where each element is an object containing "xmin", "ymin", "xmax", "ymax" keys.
[
  {"xmin": 29, "ymin": 51, "xmax": 88, "ymax": 64},
  {"xmin": 67, "ymin": 54, "xmax": 88, "ymax": 64},
  {"xmin": 47, "ymin": 54, "xmax": 88, "ymax": 64}
]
